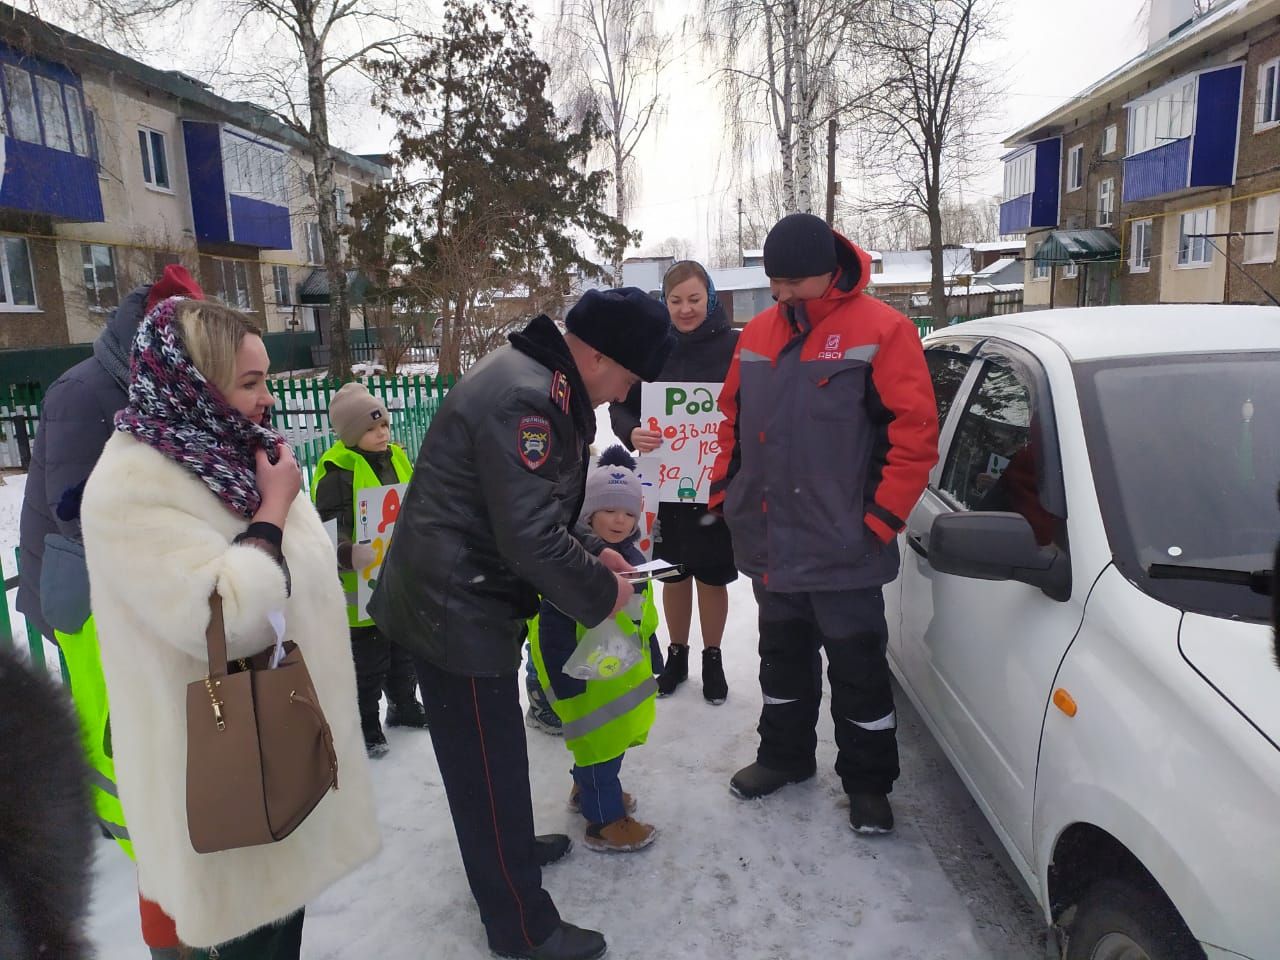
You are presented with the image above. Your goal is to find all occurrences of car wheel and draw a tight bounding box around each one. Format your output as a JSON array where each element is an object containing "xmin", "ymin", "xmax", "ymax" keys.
[{"xmin": 1065, "ymin": 878, "xmax": 1205, "ymax": 960}]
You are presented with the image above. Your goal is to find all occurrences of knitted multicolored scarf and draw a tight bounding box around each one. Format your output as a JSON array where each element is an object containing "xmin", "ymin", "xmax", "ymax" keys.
[{"xmin": 114, "ymin": 297, "xmax": 282, "ymax": 518}]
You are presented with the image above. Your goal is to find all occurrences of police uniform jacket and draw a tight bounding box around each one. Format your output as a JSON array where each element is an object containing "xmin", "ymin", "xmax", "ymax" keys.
[{"xmin": 369, "ymin": 314, "xmax": 617, "ymax": 676}]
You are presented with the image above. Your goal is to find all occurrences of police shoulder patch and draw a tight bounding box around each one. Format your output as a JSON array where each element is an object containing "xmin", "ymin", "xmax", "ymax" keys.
[{"xmin": 518, "ymin": 415, "xmax": 553, "ymax": 470}]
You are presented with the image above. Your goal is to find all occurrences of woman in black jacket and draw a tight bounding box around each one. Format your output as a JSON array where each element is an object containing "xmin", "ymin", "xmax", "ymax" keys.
[{"xmin": 610, "ymin": 261, "xmax": 738, "ymax": 704}]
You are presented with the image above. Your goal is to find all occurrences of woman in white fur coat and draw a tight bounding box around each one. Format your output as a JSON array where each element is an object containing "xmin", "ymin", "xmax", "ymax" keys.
[{"xmin": 81, "ymin": 297, "xmax": 379, "ymax": 955}]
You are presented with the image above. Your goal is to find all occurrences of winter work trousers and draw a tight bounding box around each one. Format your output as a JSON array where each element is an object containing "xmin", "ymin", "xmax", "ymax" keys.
[
  {"xmin": 415, "ymin": 657, "xmax": 561, "ymax": 954},
  {"xmin": 752, "ymin": 583, "xmax": 899, "ymax": 795},
  {"xmin": 351, "ymin": 625, "xmax": 420, "ymax": 736},
  {"xmin": 182, "ymin": 909, "xmax": 304, "ymax": 959}
]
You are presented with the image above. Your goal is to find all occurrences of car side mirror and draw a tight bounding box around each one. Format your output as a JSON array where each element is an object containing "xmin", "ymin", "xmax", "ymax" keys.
[{"xmin": 927, "ymin": 511, "xmax": 1071, "ymax": 602}]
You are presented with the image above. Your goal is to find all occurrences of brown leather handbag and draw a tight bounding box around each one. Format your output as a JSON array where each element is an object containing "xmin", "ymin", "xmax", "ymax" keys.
[{"xmin": 185, "ymin": 594, "xmax": 339, "ymax": 853}]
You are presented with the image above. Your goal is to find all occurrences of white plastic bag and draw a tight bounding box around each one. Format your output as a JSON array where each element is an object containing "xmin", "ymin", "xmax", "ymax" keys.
[{"xmin": 563, "ymin": 598, "xmax": 645, "ymax": 681}]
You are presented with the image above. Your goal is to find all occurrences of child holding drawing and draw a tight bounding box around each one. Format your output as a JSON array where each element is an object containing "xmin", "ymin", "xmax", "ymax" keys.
[
  {"xmin": 527, "ymin": 446, "xmax": 662, "ymax": 852},
  {"xmin": 312, "ymin": 382, "xmax": 426, "ymax": 757}
]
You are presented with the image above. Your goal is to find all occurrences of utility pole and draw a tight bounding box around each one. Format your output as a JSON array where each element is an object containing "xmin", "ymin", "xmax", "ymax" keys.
[
  {"xmin": 825, "ymin": 117, "xmax": 838, "ymax": 225},
  {"xmin": 737, "ymin": 197, "xmax": 745, "ymax": 266}
]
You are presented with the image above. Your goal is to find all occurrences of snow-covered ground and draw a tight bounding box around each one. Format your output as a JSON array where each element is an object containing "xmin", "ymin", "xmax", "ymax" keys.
[{"xmin": 2, "ymin": 406, "xmax": 1044, "ymax": 959}]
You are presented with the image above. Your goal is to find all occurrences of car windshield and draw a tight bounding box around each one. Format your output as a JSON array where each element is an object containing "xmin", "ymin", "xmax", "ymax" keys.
[{"xmin": 1079, "ymin": 351, "xmax": 1279, "ymax": 622}]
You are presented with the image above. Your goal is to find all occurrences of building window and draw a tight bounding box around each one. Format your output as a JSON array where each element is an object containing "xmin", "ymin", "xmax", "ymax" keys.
[
  {"xmin": 3, "ymin": 66, "xmax": 41, "ymax": 144},
  {"xmin": 334, "ymin": 187, "xmax": 348, "ymax": 224},
  {"xmin": 1177, "ymin": 207, "xmax": 1216, "ymax": 267},
  {"xmin": 1066, "ymin": 145, "xmax": 1083, "ymax": 192},
  {"xmin": 1127, "ymin": 76, "xmax": 1196, "ymax": 155},
  {"xmin": 1102, "ymin": 124, "xmax": 1117, "ymax": 155},
  {"xmin": 34, "ymin": 76, "xmax": 70, "ymax": 152},
  {"xmin": 138, "ymin": 128, "xmax": 170, "ymax": 190},
  {"xmin": 305, "ymin": 221, "xmax": 323, "ymax": 264},
  {"xmin": 272, "ymin": 265, "xmax": 293, "ymax": 309},
  {"xmin": 221, "ymin": 129, "xmax": 287, "ymax": 204},
  {"xmin": 64, "ymin": 86, "xmax": 88, "ymax": 156},
  {"xmin": 217, "ymin": 259, "xmax": 252, "ymax": 310},
  {"xmin": 1257, "ymin": 57, "xmax": 1280, "ymax": 130},
  {"xmin": 1097, "ymin": 178, "xmax": 1114, "ymax": 227},
  {"xmin": 1031, "ymin": 259, "xmax": 1051, "ymax": 281},
  {"xmin": 1243, "ymin": 193, "xmax": 1280, "ymax": 264},
  {"xmin": 0, "ymin": 237, "xmax": 38, "ymax": 310},
  {"xmin": 1003, "ymin": 148, "xmax": 1035, "ymax": 200},
  {"xmin": 80, "ymin": 244, "xmax": 119, "ymax": 311},
  {"xmin": 1062, "ymin": 262, "xmax": 1078, "ymax": 279},
  {"xmin": 1130, "ymin": 219, "xmax": 1153, "ymax": 272}
]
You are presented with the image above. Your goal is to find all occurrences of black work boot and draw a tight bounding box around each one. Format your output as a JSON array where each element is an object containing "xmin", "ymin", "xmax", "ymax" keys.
[
  {"xmin": 701, "ymin": 648, "xmax": 727, "ymax": 705},
  {"xmin": 848, "ymin": 792, "xmax": 894, "ymax": 834},
  {"xmin": 534, "ymin": 833, "xmax": 572, "ymax": 867},
  {"xmin": 729, "ymin": 761, "xmax": 815, "ymax": 799},
  {"xmin": 491, "ymin": 922, "xmax": 607, "ymax": 960},
  {"xmin": 386, "ymin": 699, "xmax": 429, "ymax": 729},
  {"xmin": 656, "ymin": 643, "xmax": 689, "ymax": 697}
]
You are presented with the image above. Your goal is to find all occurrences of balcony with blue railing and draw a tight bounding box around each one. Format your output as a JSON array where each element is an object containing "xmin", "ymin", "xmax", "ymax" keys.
[
  {"xmin": 0, "ymin": 45, "xmax": 103, "ymax": 222},
  {"xmin": 183, "ymin": 120, "xmax": 292, "ymax": 250},
  {"xmin": 1122, "ymin": 63, "xmax": 1243, "ymax": 204},
  {"xmin": 998, "ymin": 137, "xmax": 1061, "ymax": 235}
]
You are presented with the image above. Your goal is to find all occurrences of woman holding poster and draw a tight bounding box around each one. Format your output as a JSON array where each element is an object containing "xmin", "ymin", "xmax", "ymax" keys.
[{"xmin": 610, "ymin": 260, "xmax": 738, "ymax": 704}]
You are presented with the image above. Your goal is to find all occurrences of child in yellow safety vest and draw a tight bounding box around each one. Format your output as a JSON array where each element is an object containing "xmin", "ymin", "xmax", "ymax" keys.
[
  {"xmin": 311, "ymin": 382, "xmax": 426, "ymax": 758},
  {"xmin": 528, "ymin": 445, "xmax": 663, "ymax": 853}
]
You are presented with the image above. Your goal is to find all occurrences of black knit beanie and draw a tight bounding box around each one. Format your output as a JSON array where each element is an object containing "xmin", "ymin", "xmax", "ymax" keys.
[
  {"xmin": 565, "ymin": 287, "xmax": 675, "ymax": 382},
  {"xmin": 762, "ymin": 213, "xmax": 838, "ymax": 279}
]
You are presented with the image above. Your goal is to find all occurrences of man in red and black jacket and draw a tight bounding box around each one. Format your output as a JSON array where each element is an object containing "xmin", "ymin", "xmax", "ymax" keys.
[{"xmin": 709, "ymin": 213, "xmax": 938, "ymax": 834}]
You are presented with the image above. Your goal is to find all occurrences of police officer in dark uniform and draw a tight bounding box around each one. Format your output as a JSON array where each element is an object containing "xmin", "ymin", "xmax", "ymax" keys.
[{"xmin": 370, "ymin": 289, "xmax": 673, "ymax": 960}]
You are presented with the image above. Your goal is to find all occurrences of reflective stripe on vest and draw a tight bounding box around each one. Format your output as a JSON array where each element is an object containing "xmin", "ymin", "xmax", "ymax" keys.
[
  {"xmin": 56, "ymin": 618, "xmax": 134, "ymax": 860},
  {"xmin": 528, "ymin": 582, "xmax": 658, "ymax": 768},
  {"xmin": 309, "ymin": 441, "xmax": 413, "ymax": 627}
]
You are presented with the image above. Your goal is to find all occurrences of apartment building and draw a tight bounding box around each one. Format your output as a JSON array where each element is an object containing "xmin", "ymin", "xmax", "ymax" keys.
[
  {"xmin": 999, "ymin": 0, "xmax": 1280, "ymax": 309},
  {"xmin": 0, "ymin": 4, "xmax": 388, "ymax": 350}
]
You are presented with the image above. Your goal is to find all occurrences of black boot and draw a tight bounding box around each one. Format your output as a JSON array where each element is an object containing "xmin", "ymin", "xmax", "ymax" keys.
[
  {"xmin": 729, "ymin": 760, "xmax": 815, "ymax": 799},
  {"xmin": 656, "ymin": 643, "xmax": 689, "ymax": 697},
  {"xmin": 848, "ymin": 792, "xmax": 894, "ymax": 834},
  {"xmin": 386, "ymin": 700, "xmax": 429, "ymax": 729},
  {"xmin": 534, "ymin": 833, "xmax": 572, "ymax": 867},
  {"xmin": 491, "ymin": 922, "xmax": 607, "ymax": 960},
  {"xmin": 701, "ymin": 648, "xmax": 727, "ymax": 705}
]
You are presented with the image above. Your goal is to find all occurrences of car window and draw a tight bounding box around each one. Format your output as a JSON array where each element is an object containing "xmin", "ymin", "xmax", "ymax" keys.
[
  {"xmin": 924, "ymin": 349, "xmax": 973, "ymax": 427},
  {"xmin": 939, "ymin": 357, "xmax": 1058, "ymax": 546}
]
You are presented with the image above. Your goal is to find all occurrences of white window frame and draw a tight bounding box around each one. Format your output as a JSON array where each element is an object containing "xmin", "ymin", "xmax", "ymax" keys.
[
  {"xmin": 3, "ymin": 65, "xmax": 41, "ymax": 144},
  {"xmin": 1097, "ymin": 178, "xmax": 1115, "ymax": 227},
  {"xmin": 138, "ymin": 126, "xmax": 172, "ymax": 191},
  {"xmin": 1257, "ymin": 57, "xmax": 1280, "ymax": 131},
  {"xmin": 1067, "ymin": 144, "xmax": 1084, "ymax": 192},
  {"xmin": 272, "ymin": 264, "xmax": 293, "ymax": 309},
  {"xmin": 1177, "ymin": 207, "xmax": 1216, "ymax": 268},
  {"xmin": 1102, "ymin": 124, "xmax": 1117, "ymax": 155},
  {"xmin": 1062, "ymin": 261, "xmax": 1079, "ymax": 279},
  {"xmin": 34, "ymin": 76, "xmax": 70, "ymax": 152},
  {"xmin": 1130, "ymin": 219, "xmax": 1153, "ymax": 273},
  {"xmin": 217, "ymin": 259, "xmax": 252, "ymax": 310},
  {"xmin": 0, "ymin": 236, "xmax": 39, "ymax": 311},
  {"xmin": 304, "ymin": 221, "xmax": 323, "ymax": 264},
  {"xmin": 80, "ymin": 243, "xmax": 118, "ymax": 312},
  {"xmin": 334, "ymin": 187, "xmax": 348, "ymax": 224},
  {"xmin": 1242, "ymin": 193, "xmax": 1279, "ymax": 264},
  {"xmin": 1003, "ymin": 148, "xmax": 1036, "ymax": 201},
  {"xmin": 1030, "ymin": 259, "xmax": 1051, "ymax": 282},
  {"xmin": 64, "ymin": 85, "xmax": 88, "ymax": 157},
  {"xmin": 1127, "ymin": 75, "xmax": 1196, "ymax": 156}
]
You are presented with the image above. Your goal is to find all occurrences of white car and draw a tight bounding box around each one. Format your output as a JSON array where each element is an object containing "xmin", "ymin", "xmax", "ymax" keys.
[{"xmin": 885, "ymin": 305, "xmax": 1280, "ymax": 960}]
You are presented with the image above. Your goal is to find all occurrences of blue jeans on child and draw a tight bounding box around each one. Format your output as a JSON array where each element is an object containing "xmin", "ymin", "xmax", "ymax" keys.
[{"xmin": 572, "ymin": 754, "xmax": 626, "ymax": 825}]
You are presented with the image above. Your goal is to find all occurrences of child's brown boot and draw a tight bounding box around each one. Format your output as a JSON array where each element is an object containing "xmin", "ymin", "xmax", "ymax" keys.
[
  {"xmin": 583, "ymin": 816, "xmax": 657, "ymax": 853},
  {"xmin": 568, "ymin": 783, "xmax": 637, "ymax": 815}
]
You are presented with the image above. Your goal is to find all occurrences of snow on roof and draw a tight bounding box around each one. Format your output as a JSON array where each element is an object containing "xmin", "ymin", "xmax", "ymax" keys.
[
  {"xmin": 965, "ymin": 240, "xmax": 1024, "ymax": 253},
  {"xmin": 975, "ymin": 256, "xmax": 1017, "ymax": 278},
  {"xmin": 943, "ymin": 281, "xmax": 1024, "ymax": 297},
  {"xmin": 710, "ymin": 265, "xmax": 769, "ymax": 292},
  {"xmin": 869, "ymin": 249, "xmax": 973, "ymax": 288},
  {"xmin": 742, "ymin": 248, "xmax": 763, "ymax": 259}
]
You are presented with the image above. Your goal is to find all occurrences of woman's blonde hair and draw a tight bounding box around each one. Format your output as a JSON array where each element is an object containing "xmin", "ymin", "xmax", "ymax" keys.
[{"xmin": 176, "ymin": 299, "xmax": 263, "ymax": 396}]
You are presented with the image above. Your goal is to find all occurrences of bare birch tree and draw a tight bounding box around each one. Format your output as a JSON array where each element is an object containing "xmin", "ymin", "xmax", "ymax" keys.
[
  {"xmin": 851, "ymin": 0, "xmax": 997, "ymax": 327},
  {"xmin": 700, "ymin": 0, "xmax": 865, "ymax": 217},
  {"xmin": 554, "ymin": 0, "xmax": 672, "ymax": 284}
]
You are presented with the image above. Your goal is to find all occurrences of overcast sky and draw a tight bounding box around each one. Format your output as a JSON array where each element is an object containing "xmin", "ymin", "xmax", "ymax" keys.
[{"xmin": 128, "ymin": 0, "xmax": 1153, "ymax": 262}]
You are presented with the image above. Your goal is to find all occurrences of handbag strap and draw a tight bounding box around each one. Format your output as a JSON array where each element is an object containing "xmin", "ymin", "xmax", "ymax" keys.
[{"xmin": 206, "ymin": 592, "xmax": 229, "ymax": 679}]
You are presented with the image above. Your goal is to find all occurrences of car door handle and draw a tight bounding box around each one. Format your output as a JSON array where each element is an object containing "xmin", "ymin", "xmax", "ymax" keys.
[{"xmin": 906, "ymin": 532, "xmax": 928, "ymax": 558}]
